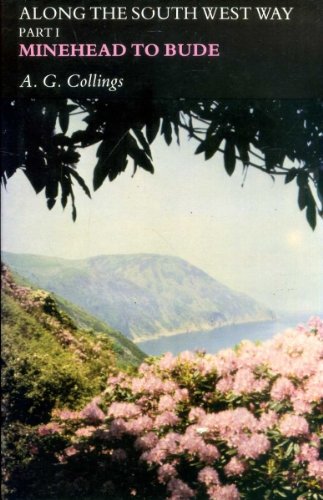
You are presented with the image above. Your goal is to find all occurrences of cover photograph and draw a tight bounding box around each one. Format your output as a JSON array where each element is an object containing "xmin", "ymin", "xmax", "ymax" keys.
[{"xmin": 1, "ymin": 1, "xmax": 323, "ymax": 498}]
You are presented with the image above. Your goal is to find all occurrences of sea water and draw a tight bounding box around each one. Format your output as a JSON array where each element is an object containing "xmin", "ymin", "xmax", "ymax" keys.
[{"xmin": 138, "ymin": 315, "xmax": 313, "ymax": 356}]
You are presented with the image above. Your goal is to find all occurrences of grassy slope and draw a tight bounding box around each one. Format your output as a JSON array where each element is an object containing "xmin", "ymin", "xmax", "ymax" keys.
[
  {"xmin": 9, "ymin": 267, "xmax": 146, "ymax": 368},
  {"xmin": 1, "ymin": 265, "xmax": 145, "ymax": 425}
]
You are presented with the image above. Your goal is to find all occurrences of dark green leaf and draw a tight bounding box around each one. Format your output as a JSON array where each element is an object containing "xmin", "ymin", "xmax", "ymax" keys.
[
  {"xmin": 128, "ymin": 147, "xmax": 154, "ymax": 174},
  {"xmin": 67, "ymin": 104, "xmax": 78, "ymax": 113},
  {"xmin": 224, "ymin": 139, "xmax": 236, "ymax": 176},
  {"xmin": 60, "ymin": 176, "xmax": 70, "ymax": 209},
  {"xmin": 205, "ymin": 132, "xmax": 224, "ymax": 160},
  {"xmin": 45, "ymin": 180, "xmax": 58, "ymax": 200},
  {"xmin": 61, "ymin": 150, "xmax": 80, "ymax": 164},
  {"xmin": 133, "ymin": 129, "xmax": 152, "ymax": 159},
  {"xmin": 264, "ymin": 148, "xmax": 285, "ymax": 171},
  {"xmin": 195, "ymin": 141, "xmax": 206, "ymax": 155},
  {"xmin": 59, "ymin": 109, "xmax": 69, "ymax": 134},
  {"xmin": 298, "ymin": 186, "xmax": 308, "ymax": 211},
  {"xmin": 296, "ymin": 171, "xmax": 308, "ymax": 187},
  {"xmin": 93, "ymin": 135, "xmax": 129, "ymax": 190},
  {"xmin": 70, "ymin": 188, "xmax": 77, "ymax": 221},
  {"xmin": 71, "ymin": 130, "xmax": 88, "ymax": 144},
  {"xmin": 23, "ymin": 151, "xmax": 47, "ymax": 194},
  {"xmin": 146, "ymin": 117, "xmax": 160, "ymax": 144},
  {"xmin": 67, "ymin": 167, "xmax": 91, "ymax": 198},
  {"xmin": 93, "ymin": 153, "xmax": 127, "ymax": 189},
  {"xmin": 161, "ymin": 119, "xmax": 172, "ymax": 145},
  {"xmin": 52, "ymin": 134, "xmax": 71, "ymax": 147},
  {"xmin": 285, "ymin": 169, "xmax": 298, "ymax": 184},
  {"xmin": 306, "ymin": 190, "xmax": 317, "ymax": 230},
  {"xmin": 236, "ymin": 140, "xmax": 250, "ymax": 166},
  {"xmin": 47, "ymin": 198, "xmax": 56, "ymax": 210}
]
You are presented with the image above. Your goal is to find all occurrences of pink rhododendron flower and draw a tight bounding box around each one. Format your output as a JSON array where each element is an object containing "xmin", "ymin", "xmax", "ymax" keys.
[
  {"xmin": 155, "ymin": 411, "xmax": 180, "ymax": 428},
  {"xmin": 125, "ymin": 415, "xmax": 154, "ymax": 435},
  {"xmin": 198, "ymin": 443, "xmax": 220, "ymax": 464},
  {"xmin": 216, "ymin": 376, "xmax": 234, "ymax": 393},
  {"xmin": 64, "ymin": 446, "xmax": 79, "ymax": 457},
  {"xmin": 295, "ymin": 443, "xmax": 319, "ymax": 463},
  {"xmin": 188, "ymin": 407, "xmax": 206, "ymax": 423},
  {"xmin": 291, "ymin": 390, "xmax": 312, "ymax": 414},
  {"xmin": 167, "ymin": 477, "xmax": 195, "ymax": 499},
  {"xmin": 207, "ymin": 484, "xmax": 240, "ymax": 500},
  {"xmin": 75, "ymin": 426, "xmax": 96, "ymax": 438},
  {"xmin": 158, "ymin": 395, "xmax": 177, "ymax": 413},
  {"xmin": 307, "ymin": 316, "xmax": 323, "ymax": 337},
  {"xmin": 158, "ymin": 463, "xmax": 178, "ymax": 484},
  {"xmin": 131, "ymin": 375, "xmax": 178, "ymax": 396},
  {"xmin": 270, "ymin": 376, "xmax": 296, "ymax": 401},
  {"xmin": 55, "ymin": 409, "xmax": 80, "ymax": 420},
  {"xmin": 38, "ymin": 422, "xmax": 62, "ymax": 435},
  {"xmin": 307, "ymin": 460, "xmax": 323, "ymax": 481},
  {"xmin": 197, "ymin": 466, "xmax": 220, "ymax": 486},
  {"xmin": 109, "ymin": 418, "xmax": 127, "ymax": 438},
  {"xmin": 80, "ymin": 401, "xmax": 105, "ymax": 423},
  {"xmin": 237, "ymin": 434, "xmax": 270, "ymax": 459},
  {"xmin": 232, "ymin": 368, "xmax": 257, "ymax": 394},
  {"xmin": 174, "ymin": 388, "xmax": 189, "ymax": 402},
  {"xmin": 158, "ymin": 352, "xmax": 177, "ymax": 371},
  {"xmin": 304, "ymin": 372, "xmax": 323, "ymax": 403},
  {"xmin": 108, "ymin": 402, "xmax": 141, "ymax": 419},
  {"xmin": 257, "ymin": 410, "xmax": 278, "ymax": 431},
  {"xmin": 224, "ymin": 457, "xmax": 246, "ymax": 476},
  {"xmin": 279, "ymin": 415, "xmax": 309, "ymax": 437},
  {"xmin": 134, "ymin": 432, "xmax": 159, "ymax": 450}
]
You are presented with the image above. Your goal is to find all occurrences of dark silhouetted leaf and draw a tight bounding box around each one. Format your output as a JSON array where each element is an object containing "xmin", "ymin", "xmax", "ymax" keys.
[
  {"xmin": 67, "ymin": 104, "xmax": 78, "ymax": 113},
  {"xmin": 161, "ymin": 119, "xmax": 172, "ymax": 145},
  {"xmin": 236, "ymin": 140, "xmax": 249, "ymax": 166},
  {"xmin": 306, "ymin": 189, "xmax": 317, "ymax": 230},
  {"xmin": 285, "ymin": 168, "xmax": 298, "ymax": 184},
  {"xmin": 60, "ymin": 176, "xmax": 71, "ymax": 209},
  {"xmin": 195, "ymin": 141, "xmax": 206, "ymax": 155},
  {"xmin": 146, "ymin": 117, "xmax": 160, "ymax": 144},
  {"xmin": 205, "ymin": 132, "xmax": 224, "ymax": 160},
  {"xmin": 47, "ymin": 198, "xmax": 56, "ymax": 210},
  {"xmin": 93, "ymin": 135, "xmax": 129, "ymax": 190},
  {"xmin": 133, "ymin": 129, "xmax": 152, "ymax": 159},
  {"xmin": 298, "ymin": 186, "xmax": 307, "ymax": 211},
  {"xmin": 59, "ymin": 109, "xmax": 69, "ymax": 134},
  {"xmin": 224, "ymin": 139, "xmax": 236, "ymax": 176},
  {"xmin": 53, "ymin": 134, "xmax": 72, "ymax": 147},
  {"xmin": 128, "ymin": 145, "xmax": 154, "ymax": 174},
  {"xmin": 46, "ymin": 180, "xmax": 58, "ymax": 200},
  {"xmin": 61, "ymin": 150, "xmax": 80, "ymax": 164},
  {"xmin": 265, "ymin": 148, "xmax": 285, "ymax": 171},
  {"xmin": 67, "ymin": 167, "xmax": 91, "ymax": 198},
  {"xmin": 24, "ymin": 151, "xmax": 47, "ymax": 194}
]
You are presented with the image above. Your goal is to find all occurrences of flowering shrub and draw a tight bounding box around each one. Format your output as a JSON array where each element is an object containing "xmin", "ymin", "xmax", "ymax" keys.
[{"xmin": 12, "ymin": 318, "xmax": 323, "ymax": 499}]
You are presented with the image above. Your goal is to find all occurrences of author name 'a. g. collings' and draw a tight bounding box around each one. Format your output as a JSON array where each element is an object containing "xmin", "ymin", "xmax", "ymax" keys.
[{"xmin": 19, "ymin": 73, "xmax": 124, "ymax": 91}]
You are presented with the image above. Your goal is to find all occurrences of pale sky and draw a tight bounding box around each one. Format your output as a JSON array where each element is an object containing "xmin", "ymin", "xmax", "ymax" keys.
[{"xmin": 1, "ymin": 123, "xmax": 322, "ymax": 314}]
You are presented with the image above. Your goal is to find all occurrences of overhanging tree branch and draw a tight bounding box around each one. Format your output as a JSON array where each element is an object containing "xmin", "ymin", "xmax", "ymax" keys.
[{"xmin": 1, "ymin": 98, "xmax": 322, "ymax": 229}]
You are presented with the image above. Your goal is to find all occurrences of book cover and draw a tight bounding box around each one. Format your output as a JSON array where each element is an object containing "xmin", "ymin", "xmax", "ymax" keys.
[{"xmin": 1, "ymin": 1, "xmax": 322, "ymax": 499}]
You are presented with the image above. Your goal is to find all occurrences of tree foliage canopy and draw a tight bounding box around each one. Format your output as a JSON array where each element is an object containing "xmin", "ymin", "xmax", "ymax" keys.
[{"xmin": 2, "ymin": 98, "xmax": 322, "ymax": 229}]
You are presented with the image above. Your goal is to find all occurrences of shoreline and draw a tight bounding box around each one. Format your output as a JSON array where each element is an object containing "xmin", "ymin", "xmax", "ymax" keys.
[{"xmin": 133, "ymin": 317, "xmax": 275, "ymax": 344}]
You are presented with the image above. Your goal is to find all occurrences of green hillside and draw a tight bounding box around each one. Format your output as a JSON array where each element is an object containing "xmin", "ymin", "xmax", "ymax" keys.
[{"xmin": 2, "ymin": 252, "xmax": 275, "ymax": 342}]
